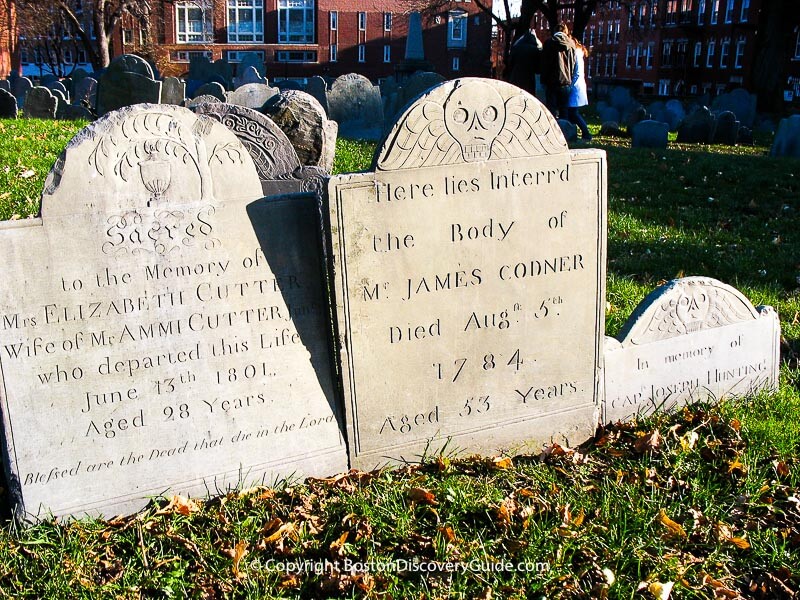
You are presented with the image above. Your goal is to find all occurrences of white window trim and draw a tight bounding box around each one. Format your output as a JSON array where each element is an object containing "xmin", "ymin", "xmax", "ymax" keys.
[
  {"xmin": 384, "ymin": 12, "xmax": 392, "ymax": 31},
  {"xmin": 358, "ymin": 44, "xmax": 365, "ymax": 62},
  {"xmin": 358, "ymin": 11, "xmax": 366, "ymax": 31},
  {"xmin": 740, "ymin": 0, "xmax": 749, "ymax": 21},
  {"xmin": 724, "ymin": 0, "xmax": 733, "ymax": 22},
  {"xmin": 698, "ymin": 0, "xmax": 706, "ymax": 24},
  {"xmin": 734, "ymin": 39, "xmax": 745, "ymax": 68},
  {"xmin": 693, "ymin": 41, "xmax": 702, "ymax": 66},
  {"xmin": 448, "ymin": 10, "xmax": 468, "ymax": 48},
  {"xmin": 720, "ymin": 39, "xmax": 730, "ymax": 68},
  {"xmin": 277, "ymin": 0, "xmax": 313, "ymax": 44},
  {"xmin": 330, "ymin": 10, "xmax": 337, "ymax": 30},
  {"xmin": 175, "ymin": 1, "xmax": 213, "ymax": 44},
  {"xmin": 711, "ymin": 0, "xmax": 719, "ymax": 23},
  {"xmin": 228, "ymin": 0, "xmax": 264, "ymax": 44},
  {"xmin": 330, "ymin": 44, "xmax": 337, "ymax": 62},
  {"xmin": 706, "ymin": 40, "xmax": 716, "ymax": 67}
]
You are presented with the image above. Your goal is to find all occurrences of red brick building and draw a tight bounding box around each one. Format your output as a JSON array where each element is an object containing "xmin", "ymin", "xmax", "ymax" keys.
[{"xmin": 0, "ymin": 0, "xmax": 15, "ymax": 77}]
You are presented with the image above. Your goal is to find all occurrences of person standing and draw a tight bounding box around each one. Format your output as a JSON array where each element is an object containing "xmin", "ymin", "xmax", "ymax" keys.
[
  {"xmin": 541, "ymin": 22, "xmax": 576, "ymax": 118},
  {"xmin": 568, "ymin": 37, "xmax": 592, "ymax": 141},
  {"xmin": 506, "ymin": 28, "xmax": 542, "ymax": 97}
]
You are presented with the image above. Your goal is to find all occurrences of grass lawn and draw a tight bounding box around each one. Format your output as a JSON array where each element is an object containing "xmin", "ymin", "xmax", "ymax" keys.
[{"xmin": 0, "ymin": 116, "xmax": 797, "ymax": 599}]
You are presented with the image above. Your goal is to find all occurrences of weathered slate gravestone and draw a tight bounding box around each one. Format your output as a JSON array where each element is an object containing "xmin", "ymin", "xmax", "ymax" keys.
[
  {"xmin": 233, "ymin": 66, "xmax": 267, "ymax": 89},
  {"xmin": 711, "ymin": 88, "xmax": 756, "ymax": 128},
  {"xmin": 45, "ymin": 80, "xmax": 69, "ymax": 102},
  {"xmin": 262, "ymin": 91, "xmax": 337, "ymax": 173},
  {"xmin": 96, "ymin": 55, "xmax": 162, "ymax": 116},
  {"xmin": 665, "ymin": 99, "xmax": 685, "ymax": 130},
  {"xmin": 161, "ymin": 77, "xmax": 186, "ymax": 105},
  {"xmin": 72, "ymin": 77, "xmax": 98, "ymax": 109},
  {"xmin": 305, "ymin": 76, "xmax": 329, "ymax": 115},
  {"xmin": 56, "ymin": 103, "xmax": 93, "ymax": 121},
  {"xmin": 193, "ymin": 82, "xmax": 226, "ymax": 101},
  {"xmin": 12, "ymin": 77, "xmax": 33, "ymax": 109},
  {"xmin": 0, "ymin": 80, "xmax": 10, "ymax": 92},
  {"xmin": 50, "ymin": 89, "xmax": 68, "ymax": 106},
  {"xmin": 558, "ymin": 118, "xmax": 578, "ymax": 142},
  {"xmin": 327, "ymin": 74, "xmax": 384, "ymax": 140},
  {"xmin": 0, "ymin": 88, "xmax": 18, "ymax": 118},
  {"xmin": 226, "ymin": 83, "xmax": 278, "ymax": 110},
  {"xmin": 598, "ymin": 105, "xmax": 621, "ymax": 124},
  {"xmin": 23, "ymin": 87, "xmax": 59, "ymax": 119},
  {"xmin": 677, "ymin": 106, "xmax": 716, "ymax": 144},
  {"xmin": 605, "ymin": 278, "xmax": 779, "ymax": 422},
  {"xmin": 185, "ymin": 95, "xmax": 222, "ymax": 109},
  {"xmin": 770, "ymin": 114, "xmax": 800, "ymax": 158},
  {"xmin": 711, "ymin": 111, "xmax": 740, "ymax": 145},
  {"xmin": 327, "ymin": 78, "xmax": 607, "ymax": 469},
  {"xmin": 0, "ymin": 104, "xmax": 347, "ymax": 520},
  {"xmin": 631, "ymin": 120, "xmax": 668, "ymax": 149}
]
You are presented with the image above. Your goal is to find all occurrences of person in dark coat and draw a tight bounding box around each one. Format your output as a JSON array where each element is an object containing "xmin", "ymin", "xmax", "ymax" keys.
[
  {"xmin": 541, "ymin": 22, "xmax": 576, "ymax": 118},
  {"xmin": 506, "ymin": 29, "xmax": 542, "ymax": 96}
]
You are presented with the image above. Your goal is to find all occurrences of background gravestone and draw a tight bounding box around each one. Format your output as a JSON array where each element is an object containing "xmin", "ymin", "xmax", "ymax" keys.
[
  {"xmin": 677, "ymin": 106, "xmax": 716, "ymax": 144},
  {"xmin": 0, "ymin": 104, "xmax": 347, "ymax": 520},
  {"xmin": 96, "ymin": 55, "xmax": 162, "ymax": 115},
  {"xmin": 186, "ymin": 95, "xmax": 222, "ymax": 108},
  {"xmin": 262, "ymin": 90, "xmax": 337, "ymax": 173},
  {"xmin": 327, "ymin": 73, "xmax": 384, "ymax": 140},
  {"xmin": 56, "ymin": 103, "xmax": 93, "ymax": 121},
  {"xmin": 711, "ymin": 88, "xmax": 756, "ymax": 128},
  {"xmin": 72, "ymin": 77, "xmax": 98, "ymax": 109},
  {"xmin": 233, "ymin": 66, "xmax": 267, "ymax": 88},
  {"xmin": 161, "ymin": 77, "xmax": 186, "ymax": 105},
  {"xmin": 605, "ymin": 278, "xmax": 779, "ymax": 422},
  {"xmin": 12, "ymin": 77, "xmax": 33, "ymax": 108},
  {"xmin": 45, "ymin": 80, "xmax": 69, "ymax": 102},
  {"xmin": 770, "ymin": 114, "xmax": 800, "ymax": 158},
  {"xmin": 193, "ymin": 82, "xmax": 226, "ymax": 101},
  {"xmin": 0, "ymin": 80, "xmax": 10, "ymax": 92},
  {"xmin": 0, "ymin": 88, "xmax": 18, "ymax": 118},
  {"xmin": 305, "ymin": 76, "xmax": 329, "ymax": 115},
  {"xmin": 712, "ymin": 111, "xmax": 740, "ymax": 145},
  {"xmin": 631, "ymin": 120, "xmax": 668, "ymax": 149},
  {"xmin": 327, "ymin": 78, "xmax": 607, "ymax": 469},
  {"xmin": 23, "ymin": 87, "xmax": 58, "ymax": 119},
  {"xmin": 226, "ymin": 83, "xmax": 278, "ymax": 110}
]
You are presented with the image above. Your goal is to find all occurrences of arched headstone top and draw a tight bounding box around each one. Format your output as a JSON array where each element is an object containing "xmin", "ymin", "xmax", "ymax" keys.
[
  {"xmin": 616, "ymin": 277, "xmax": 764, "ymax": 347},
  {"xmin": 375, "ymin": 78, "xmax": 568, "ymax": 171},
  {"xmin": 108, "ymin": 54, "xmax": 154, "ymax": 79},
  {"xmin": 42, "ymin": 104, "xmax": 261, "ymax": 219}
]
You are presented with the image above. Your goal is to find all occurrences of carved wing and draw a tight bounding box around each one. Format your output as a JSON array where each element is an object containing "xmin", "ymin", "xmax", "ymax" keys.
[
  {"xmin": 630, "ymin": 299, "xmax": 687, "ymax": 344},
  {"xmin": 706, "ymin": 288, "xmax": 756, "ymax": 327},
  {"xmin": 493, "ymin": 95, "xmax": 568, "ymax": 159},
  {"xmin": 377, "ymin": 101, "xmax": 459, "ymax": 170}
]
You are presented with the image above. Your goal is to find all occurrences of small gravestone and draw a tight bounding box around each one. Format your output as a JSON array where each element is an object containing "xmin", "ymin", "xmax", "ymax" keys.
[
  {"xmin": 0, "ymin": 104, "xmax": 347, "ymax": 520},
  {"xmin": 305, "ymin": 76, "xmax": 329, "ymax": 115},
  {"xmin": 161, "ymin": 77, "xmax": 186, "ymax": 105},
  {"xmin": 12, "ymin": 77, "xmax": 33, "ymax": 108},
  {"xmin": 193, "ymin": 82, "xmax": 226, "ymax": 101},
  {"xmin": 110, "ymin": 54, "xmax": 154, "ymax": 79},
  {"xmin": 226, "ymin": 83, "xmax": 278, "ymax": 110},
  {"xmin": 72, "ymin": 77, "xmax": 98, "ymax": 108},
  {"xmin": 24, "ymin": 87, "xmax": 59, "ymax": 119},
  {"xmin": 51, "ymin": 89, "xmax": 68, "ymax": 106},
  {"xmin": 0, "ymin": 88, "xmax": 18, "ymax": 118},
  {"xmin": 558, "ymin": 118, "xmax": 578, "ymax": 142},
  {"xmin": 327, "ymin": 78, "xmax": 606, "ymax": 469},
  {"xmin": 665, "ymin": 99, "xmax": 685, "ymax": 130},
  {"xmin": 239, "ymin": 54, "xmax": 265, "ymax": 79},
  {"xmin": 598, "ymin": 105, "xmax": 621, "ymax": 124},
  {"xmin": 328, "ymin": 74, "xmax": 384, "ymax": 140},
  {"xmin": 677, "ymin": 106, "xmax": 716, "ymax": 143},
  {"xmin": 712, "ymin": 111, "xmax": 740, "ymax": 145},
  {"xmin": 623, "ymin": 104, "xmax": 649, "ymax": 130},
  {"xmin": 397, "ymin": 72, "xmax": 445, "ymax": 109},
  {"xmin": 57, "ymin": 103, "xmax": 93, "ymax": 121},
  {"xmin": 711, "ymin": 88, "xmax": 756, "ymax": 128},
  {"xmin": 233, "ymin": 66, "xmax": 267, "ymax": 88},
  {"xmin": 97, "ymin": 55, "xmax": 162, "ymax": 115},
  {"xmin": 770, "ymin": 115, "xmax": 800, "ymax": 158},
  {"xmin": 193, "ymin": 103, "xmax": 300, "ymax": 181},
  {"xmin": 262, "ymin": 91, "xmax": 337, "ymax": 173},
  {"xmin": 45, "ymin": 80, "xmax": 69, "ymax": 101},
  {"xmin": 631, "ymin": 120, "xmax": 669, "ymax": 149},
  {"xmin": 185, "ymin": 94, "xmax": 222, "ymax": 108},
  {"xmin": 609, "ymin": 86, "xmax": 635, "ymax": 114},
  {"xmin": 605, "ymin": 278, "xmax": 779, "ymax": 422},
  {"xmin": 274, "ymin": 80, "xmax": 303, "ymax": 92},
  {"xmin": 70, "ymin": 68, "xmax": 90, "ymax": 89},
  {"xmin": 599, "ymin": 121, "xmax": 624, "ymax": 137}
]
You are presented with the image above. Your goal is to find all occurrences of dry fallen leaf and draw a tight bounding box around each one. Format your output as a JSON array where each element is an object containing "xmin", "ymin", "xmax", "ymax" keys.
[
  {"xmin": 775, "ymin": 460, "xmax": 790, "ymax": 478},
  {"xmin": 727, "ymin": 458, "xmax": 746, "ymax": 476},
  {"xmin": 680, "ymin": 431, "xmax": 700, "ymax": 452},
  {"xmin": 158, "ymin": 495, "xmax": 201, "ymax": 516},
  {"xmin": 648, "ymin": 581, "xmax": 674, "ymax": 600},
  {"xmin": 438, "ymin": 526, "xmax": 456, "ymax": 542},
  {"xmin": 635, "ymin": 430, "xmax": 662, "ymax": 453},
  {"xmin": 408, "ymin": 487, "xmax": 438, "ymax": 506},
  {"xmin": 657, "ymin": 509, "xmax": 687, "ymax": 539},
  {"xmin": 491, "ymin": 456, "xmax": 513, "ymax": 469},
  {"xmin": 232, "ymin": 540, "xmax": 248, "ymax": 579}
]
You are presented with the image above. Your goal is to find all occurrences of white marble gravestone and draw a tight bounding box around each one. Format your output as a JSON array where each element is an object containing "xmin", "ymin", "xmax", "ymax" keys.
[
  {"xmin": 604, "ymin": 277, "xmax": 780, "ymax": 422},
  {"xmin": 327, "ymin": 78, "xmax": 607, "ymax": 469},
  {"xmin": 0, "ymin": 105, "xmax": 346, "ymax": 520}
]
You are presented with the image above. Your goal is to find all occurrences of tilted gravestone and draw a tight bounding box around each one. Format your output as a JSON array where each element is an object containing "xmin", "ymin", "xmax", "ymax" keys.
[
  {"xmin": 161, "ymin": 77, "xmax": 186, "ymax": 105},
  {"xmin": 0, "ymin": 104, "xmax": 347, "ymax": 519},
  {"xmin": 96, "ymin": 55, "xmax": 162, "ymax": 116},
  {"xmin": 770, "ymin": 114, "xmax": 800, "ymax": 158},
  {"xmin": 23, "ymin": 87, "xmax": 59, "ymax": 119},
  {"xmin": 605, "ymin": 278, "xmax": 779, "ymax": 422},
  {"xmin": 631, "ymin": 120, "xmax": 669, "ymax": 149},
  {"xmin": 262, "ymin": 90, "xmax": 337, "ymax": 173},
  {"xmin": 0, "ymin": 88, "xmax": 18, "ymax": 118},
  {"xmin": 226, "ymin": 83, "xmax": 278, "ymax": 110},
  {"xmin": 327, "ymin": 78, "xmax": 607, "ymax": 469},
  {"xmin": 328, "ymin": 73, "xmax": 384, "ymax": 140}
]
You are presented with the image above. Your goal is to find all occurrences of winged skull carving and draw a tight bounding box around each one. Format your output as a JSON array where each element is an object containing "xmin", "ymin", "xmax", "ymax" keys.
[{"xmin": 377, "ymin": 80, "xmax": 568, "ymax": 171}]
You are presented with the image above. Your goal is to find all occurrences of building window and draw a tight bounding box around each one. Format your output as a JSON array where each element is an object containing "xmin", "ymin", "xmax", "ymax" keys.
[
  {"xmin": 358, "ymin": 11, "xmax": 366, "ymax": 31},
  {"xmin": 724, "ymin": 0, "xmax": 733, "ymax": 22},
  {"xmin": 176, "ymin": 2, "xmax": 213, "ymax": 43},
  {"xmin": 228, "ymin": 0, "xmax": 264, "ymax": 43},
  {"xmin": 358, "ymin": 44, "xmax": 365, "ymax": 62},
  {"xmin": 706, "ymin": 39, "xmax": 716, "ymax": 67},
  {"xmin": 795, "ymin": 29, "xmax": 800, "ymax": 58},
  {"xmin": 276, "ymin": 50, "xmax": 317, "ymax": 62},
  {"xmin": 740, "ymin": 0, "xmax": 749, "ymax": 21},
  {"xmin": 625, "ymin": 44, "xmax": 632, "ymax": 68},
  {"xmin": 277, "ymin": 0, "xmax": 313, "ymax": 44},
  {"xmin": 634, "ymin": 45, "xmax": 640, "ymax": 69},
  {"xmin": 734, "ymin": 38, "xmax": 745, "ymax": 68},
  {"xmin": 122, "ymin": 29, "xmax": 133, "ymax": 44},
  {"xmin": 448, "ymin": 10, "xmax": 468, "ymax": 48},
  {"xmin": 666, "ymin": 0, "xmax": 678, "ymax": 24},
  {"xmin": 690, "ymin": 84, "xmax": 698, "ymax": 94},
  {"xmin": 384, "ymin": 12, "xmax": 392, "ymax": 31},
  {"xmin": 647, "ymin": 42, "xmax": 654, "ymax": 68},
  {"xmin": 720, "ymin": 39, "xmax": 730, "ymax": 68},
  {"xmin": 63, "ymin": 49, "xmax": 73, "ymax": 64},
  {"xmin": 77, "ymin": 49, "xmax": 88, "ymax": 63},
  {"xmin": 711, "ymin": 0, "xmax": 719, "ymax": 23},
  {"xmin": 694, "ymin": 41, "xmax": 702, "ymax": 66},
  {"xmin": 330, "ymin": 10, "xmax": 337, "ymax": 30},
  {"xmin": 677, "ymin": 39, "xmax": 688, "ymax": 66},
  {"xmin": 452, "ymin": 56, "xmax": 460, "ymax": 71},
  {"xmin": 614, "ymin": 19, "xmax": 620, "ymax": 42},
  {"xmin": 172, "ymin": 49, "xmax": 212, "ymax": 62},
  {"xmin": 607, "ymin": 21, "xmax": 613, "ymax": 43},
  {"xmin": 698, "ymin": 0, "xmax": 705, "ymax": 24},
  {"xmin": 659, "ymin": 79, "xmax": 670, "ymax": 95},
  {"xmin": 330, "ymin": 44, "xmax": 337, "ymax": 62},
  {"xmin": 227, "ymin": 50, "xmax": 265, "ymax": 63},
  {"xmin": 589, "ymin": 26, "xmax": 595, "ymax": 46},
  {"xmin": 662, "ymin": 41, "xmax": 672, "ymax": 66},
  {"xmin": 383, "ymin": 45, "xmax": 390, "ymax": 62},
  {"xmin": 605, "ymin": 53, "xmax": 611, "ymax": 76}
]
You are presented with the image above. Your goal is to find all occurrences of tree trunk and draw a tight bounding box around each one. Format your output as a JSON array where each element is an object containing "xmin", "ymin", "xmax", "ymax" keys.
[
  {"xmin": 752, "ymin": 0, "xmax": 798, "ymax": 112},
  {"xmin": 93, "ymin": 7, "xmax": 110, "ymax": 68}
]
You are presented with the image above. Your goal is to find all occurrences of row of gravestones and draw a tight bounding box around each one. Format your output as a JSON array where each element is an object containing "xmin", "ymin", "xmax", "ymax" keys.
[{"xmin": 0, "ymin": 78, "xmax": 781, "ymax": 522}]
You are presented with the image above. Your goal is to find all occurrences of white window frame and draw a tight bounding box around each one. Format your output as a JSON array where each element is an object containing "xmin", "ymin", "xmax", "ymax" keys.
[
  {"xmin": 711, "ymin": 0, "xmax": 719, "ymax": 23},
  {"xmin": 330, "ymin": 44, "xmax": 337, "ymax": 62},
  {"xmin": 358, "ymin": 11, "xmax": 366, "ymax": 31},
  {"xmin": 693, "ymin": 41, "xmax": 702, "ymax": 66},
  {"xmin": 452, "ymin": 56, "xmax": 460, "ymax": 71},
  {"xmin": 358, "ymin": 44, "xmax": 365, "ymax": 62},
  {"xmin": 646, "ymin": 42, "xmax": 654, "ymax": 69},
  {"xmin": 724, "ymin": 0, "xmax": 733, "ymax": 22},
  {"xmin": 740, "ymin": 0, "xmax": 749, "ymax": 21},
  {"xmin": 795, "ymin": 29, "xmax": 800, "ymax": 59},
  {"xmin": 720, "ymin": 39, "xmax": 730, "ymax": 68},
  {"xmin": 448, "ymin": 10, "xmax": 468, "ymax": 48},
  {"xmin": 277, "ymin": 0, "xmax": 314, "ymax": 44},
  {"xmin": 122, "ymin": 29, "xmax": 133, "ymax": 44},
  {"xmin": 228, "ymin": 0, "xmax": 264, "ymax": 43},
  {"xmin": 734, "ymin": 38, "xmax": 745, "ymax": 68},
  {"xmin": 662, "ymin": 40, "xmax": 672, "ymax": 66},
  {"xmin": 625, "ymin": 43, "xmax": 632, "ymax": 68},
  {"xmin": 706, "ymin": 39, "xmax": 716, "ymax": 67},
  {"xmin": 659, "ymin": 79, "xmax": 670, "ymax": 95},
  {"xmin": 698, "ymin": 0, "xmax": 705, "ymax": 24},
  {"xmin": 330, "ymin": 10, "xmax": 337, "ymax": 30},
  {"xmin": 384, "ymin": 12, "xmax": 392, "ymax": 31},
  {"xmin": 175, "ymin": 1, "xmax": 213, "ymax": 44},
  {"xmin": 383, "ymin": 45, "xmax": 390, "ymax": 62}
]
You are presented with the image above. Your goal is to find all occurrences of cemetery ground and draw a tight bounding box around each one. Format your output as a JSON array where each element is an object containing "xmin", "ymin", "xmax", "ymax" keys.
[{"xmin": 0, "ymin": 116, "xmax": 798, "ymax": 599}]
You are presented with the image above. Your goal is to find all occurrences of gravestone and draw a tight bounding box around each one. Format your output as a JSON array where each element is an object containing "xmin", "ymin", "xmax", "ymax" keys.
[
  {"xmin": 712, "ymin": 111, "xmax": 740, "ymax": 145},
  {"xmin": 274, "ymin": 80, "xmax": 303, "ymax": 92},
  {"xmin": 605, "ymin": 278, "xmax": 779, "ymax": 422},
  {"xmin": 677, "ymin": 106, "xmax": 716, "ymax": 143},
  {"xmin": 161, "ymin": 77, "xmax": 186, "ymax": 105},
  {"xmin": 305, "ymin": 76, "xmax": 329, "ymax": 115},
  {"xmin": 623, "ymin": 104, "xmax": 649, "ymax": 130},
  {"xmin": 233, "ymin": 66, "xmax": 267, "ymax": 89},
  {"xmin": 72, "ymin": 77, "xmax": 98, "ymax": 109},
  {"xmin": 185, "ymin": 95, "xmax": 222, "ymax": 108},
  {"xmin": 12, "ymin": 77, "xmax": 33, "ymax": 109},
  {"xmin": 665, "ymin": 99, "xmax": 685, "ymax": 130},
  {"xmin": 193, "ymin": 82, "xmax": 226, "ymax": 101},
  {"xmin": 0, "ymin": 88, "xmax": 18, "ymax": 118},
  {"xmin": 598, "ymin": 105, "xmax": 621, "ymax": 124},
  {"xmin": 262, "ymin": 90, "xmax": 337, "ymax": 173},
  {"xmin": 51, "ymin": 89, "xmax": 68, "ymax": 106},
  {"xmin": 599, "ymin": 121, "xmax": 624, "ymax": 137},
  {"xmin": 239, "ymin": 54, "xmax": 265, "ymax": 79},
  {"xmin": 328, "ymin": 74, "xmax": 384, "ymax": 140},
  {"xmin": 391, "ymin": 72, "xmax": 446, "ymax": 123},
  {"xmin": 0, "ymin": 104, "xmax": 347, "ymax": 520},
  {"xmin": 97, "ymin": 55, "xmax": 162, "ymax": 115},
  {"xmin": 70, "ymin": 68, "xmax": 90, "ymax": 90},
  {"xmin": 40, "ymin": 74, "xmax": 59, "ymax": 87},
  {"xmin": 609, "ymin": 86, "xmax": 636, "ymax": 114},
  {"xmin": 558, "ymin": 118, "xmax": 578, "ymax": 142},
  {"xmin": 327, "ymin": 78, "xmax": 606, "ymax": 469},
  {"xmin": 0, "ymin": 80, "xmax": 10, "ymax": 92},
  {"xmin": 711, "ymin": 88, "xmax": 756, "ymax": 128},
  {"xmin": 45, "ymin": 80, "xmax": 69, "ymax": 101},
  {"xmin": 647, "ymin": 101, "xmax": 667, "ymax": 126},
  {"xmin": 770, "ymin": 114, "xmax": 800, "ymax": 158},
  {"xmin": 226, "ymin": 83, "xmax": 278, "ymax": 110},
  {"xmin": 56, "ymin": 103, "xmax": 93, "ymax": 121},
  {"xmin": 193, "ymin": 103, "xmax": 300, "ymax": 181},
  {"xmin": 23, "ymin": 87, "xmax": 59, "ymax": 119},
  {"xmin": 631, "ymin": 120, "xmax": 669, "ymax": 149}
]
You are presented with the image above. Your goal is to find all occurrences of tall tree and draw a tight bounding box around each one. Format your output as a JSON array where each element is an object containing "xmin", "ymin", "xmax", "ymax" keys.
[{"xmin": 751, "ymin": 0, "xmax": 800, "ymax": 111}]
